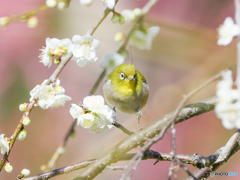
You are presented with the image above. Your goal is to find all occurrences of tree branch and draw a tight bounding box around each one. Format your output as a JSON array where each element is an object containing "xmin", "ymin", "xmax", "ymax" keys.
[
  {"xmin": 0, "ymin": 52, "xmax": 73, "ymax": 171},
  {"xmin": 71, "ymin": 95, "xmax": 217, "ymax": 180}
]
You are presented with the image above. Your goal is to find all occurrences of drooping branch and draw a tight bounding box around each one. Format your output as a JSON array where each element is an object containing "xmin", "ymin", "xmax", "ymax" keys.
[{"xmin": 0, "ymin": 52, "xmax": 73, "ymax": 172}]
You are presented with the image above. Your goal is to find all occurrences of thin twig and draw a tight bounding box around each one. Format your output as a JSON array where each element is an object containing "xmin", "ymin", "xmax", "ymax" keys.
[
  {"xmin": 113, "ymin": 122, "xmax": 133, "ymax": 136},
  {"xmin": 45, "ymin": 119, "xmax": 77, "ymax": 171},
  {"xmin": 87, "ymin": 0, "xmax": 117, "ymax": 36},
  {"xmin": 175, "ymin": 159, "xmax": 198, "ymax": 180},
  {"xmin": 0, "ymin": 53, "xmax": 73, "ymax": 172},
  {"xmin": 168, "ymin": 123, "xmax": 177, "ymax": 179},
  {"xmin": 0, "ymin": 0, "xmax": 67, "ymax": 27}
]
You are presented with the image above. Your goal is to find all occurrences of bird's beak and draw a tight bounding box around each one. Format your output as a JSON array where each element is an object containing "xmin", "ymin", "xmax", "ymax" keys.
[{"xmin": 128, "ymin": 76, "xmax": 135, "ymax": 81}]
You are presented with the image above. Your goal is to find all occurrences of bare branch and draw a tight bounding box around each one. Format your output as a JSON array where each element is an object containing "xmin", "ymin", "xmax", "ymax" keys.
[{"xmin": 71, "ymin": 96, "xmax": 217, "ymax": 180}]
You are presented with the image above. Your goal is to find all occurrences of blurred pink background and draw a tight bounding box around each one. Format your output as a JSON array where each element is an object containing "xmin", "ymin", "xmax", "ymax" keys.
[{"xmin": 0, "ymin": 0, "xmax": 239, "ymax": 179}]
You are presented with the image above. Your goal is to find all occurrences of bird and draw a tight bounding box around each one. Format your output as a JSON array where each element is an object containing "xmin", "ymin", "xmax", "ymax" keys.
[{"xmin": 103, "ymin": 63, "xmax": 149, "ymax": 125}]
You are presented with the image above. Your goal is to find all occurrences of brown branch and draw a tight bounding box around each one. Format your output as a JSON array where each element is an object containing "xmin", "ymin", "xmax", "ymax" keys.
[
  {"xmin": 0, "ymin": 52, "xmax": 73, "ymax": 171},
  {"xmin": 187, "ymin": 129, "xmax": 240, "ymax": 179},
  {"xmin": 21, "ymin": 150, "xmax": 217, "ymax": 180},
  {"xmin": 71, "ymin": 95, "xmax": 217, "ymax": 180}
]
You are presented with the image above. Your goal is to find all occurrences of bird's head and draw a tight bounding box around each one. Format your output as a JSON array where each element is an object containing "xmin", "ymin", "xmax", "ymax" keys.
[{"xmin": 108, "ymin": 64, "xmax": 138, "ymax": 94}]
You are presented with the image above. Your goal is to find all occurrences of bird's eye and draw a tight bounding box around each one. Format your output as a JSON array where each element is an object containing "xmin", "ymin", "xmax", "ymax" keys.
[{"xmin": 120, "ymin": 73, "xmax": 125, "ymax": 80}]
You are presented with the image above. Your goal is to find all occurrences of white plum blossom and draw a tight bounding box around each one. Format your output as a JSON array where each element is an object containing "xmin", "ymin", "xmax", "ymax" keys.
[
  {"xmin": 102, "ymin": 0, "xmax": 116, "ymax": 9},
  {"xmin": 100, "ymin": 53, "xmax": 124, "ymax": 73},
  {"xmin": 215, "ymin": 70, "xmax": 240, "ymax": 129},
  {"xmin": 0, "ymin": 134, "xmax": 9, "ymax": 155},
  {"xmin": 217, "ymin": 17, "xmax": 240, "ymax": 46},
  {"xmin": 50, "ymin": 95, "xmax": 72, "ymax": 108},
  {"xmin": 39, "ymin": 37, "xmax": 72, "ymax": 67},
  {"xmin": 78, "ymin": 113, "xmax": 95, "ymax": 128},
  {"xmin": 21, "ymin": 169, "xmax": 30, "ymax": 177},
  {"xmin": 71, "ymin": 35, "xmax": 101, "ymax": 67},
  {"xmin": 69, "ymin": 95, "xmax": 115, "ymax": 134},
  {"xmin": 29, "ymin": 79, "xmax": 71, "ymax": 109},
  {"xmin": 129, "ymin": 26, "xmax": 160, "ymax": 50},
  {"xmin": 83, "ymin": 95, "xmax": 105, "ymax": 112},
  {"xmin": 215, "ymin": 102, "xmax": 240, "ymax": 129},
  {"xmin": 70, "ymin": 104, "xmax": 83, "ymax": 119}
]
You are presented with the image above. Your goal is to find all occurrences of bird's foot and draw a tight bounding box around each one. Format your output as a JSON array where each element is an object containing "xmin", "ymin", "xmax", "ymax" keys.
[
  {"xmin": 136, "ymin": 111, "xmax": 142, "ymax": 126},
  {"xmin": 112, "ymin": 107, "xmax": 117, "ymax": 124}
]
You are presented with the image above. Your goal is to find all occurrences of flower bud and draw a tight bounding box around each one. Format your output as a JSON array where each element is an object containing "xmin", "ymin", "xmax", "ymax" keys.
[
  {"xmin": 27, "ymin": 16, "xmax": 38, "ymax": 28},
  {"xmin": 118, "ymin": 16, "xmax": 125, "ymax": 25},
  {"xmin": 46, "ymin": 0, "xmax": 57, "ymax": 8},
  {"xmin": 18, "ymin": 130, "xmax": 27, "ymax": 141},
  {"xmin": 114, "ymin": 32, "xmax": 125, "ymax": 42},
  {"xmin": 21, "ymin": 169, "xmax": 30, "ymax": 177},
  {"xmin": 54, "ymin": 58, "xmax": 61, "ymax": 65},
  {"xmin": 22, "ymin": 117, "xmax": 31, "ymax": 126},
  {"xmin": 4, "ymin": 163, "xmax": 13, "ymax": 173},
  {"xmin": 111, "ymin": 14, "xmax": 119, "ymax": 24},
  {"xmin": 19, "ymin": 103, "xmax": 28, "ymax": 112},
  {"xmin": 0, "ymin": 17, "xmax": 10, "ymax": 26}
]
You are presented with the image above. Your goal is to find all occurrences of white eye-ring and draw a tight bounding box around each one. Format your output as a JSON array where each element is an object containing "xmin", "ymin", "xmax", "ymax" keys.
[{"xmin": 120, "ymin": 73, "xmax": 125, "ymax": 80}]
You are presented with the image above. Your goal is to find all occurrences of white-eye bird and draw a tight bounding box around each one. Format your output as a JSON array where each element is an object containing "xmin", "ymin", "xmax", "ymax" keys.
[{"xmin": 103, "ymin": 63, "xmax": 149, "ymax": 125}]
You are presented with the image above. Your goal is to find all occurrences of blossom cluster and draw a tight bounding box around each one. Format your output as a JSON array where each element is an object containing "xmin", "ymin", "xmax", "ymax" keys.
[
  {"xmin": 29, "ymin": 79, "xmax": 71, "ymax": 109},
  {"xmin": 215, "ymin": 70, "xmax": 240, "ymax": 129},
  {"xmin": 39, "ymin": 35, "xmax": 101, "ymax": 68},
  {"xmin": 217, "ymin": 17, "xmax": 240, "ymax": 46},
  {"xmin": 70, "ymin": 95, "xmax": 115, "ymax": 134}
]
